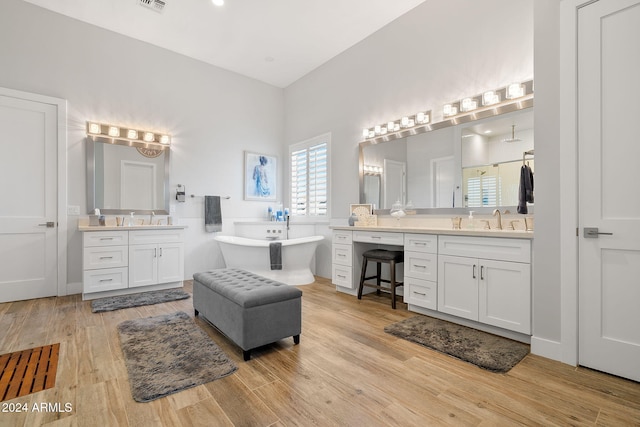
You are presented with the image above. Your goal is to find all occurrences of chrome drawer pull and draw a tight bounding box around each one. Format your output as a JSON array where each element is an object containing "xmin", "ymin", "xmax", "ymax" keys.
[
  {"xmin": 413, "ymin": 291, "xmax": 426, "ymax": 296},
  {"xmin": 371, "ymin": 236, "xmax": 382, "ymax": 239},
  {"xmin": 99, "ymin": 278, "xmax": 113, "ymax": 282},
  {"xmin": 99, "ymin": 256, "xmax": 113, "ymax": 260},
  {"xmin": 337, "ymin": 274, "xmax": 346, "ymax": 279},
  {"xmin": 414, "ymin": 264, "xmax": 426, "ymax": 268},
  {"xmin": 99, "ymin": 237, "xmax": 114, "ymax": 240}
]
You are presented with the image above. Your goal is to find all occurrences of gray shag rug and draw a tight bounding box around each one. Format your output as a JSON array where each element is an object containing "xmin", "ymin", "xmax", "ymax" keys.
[
  {"xmin": 384, "ymin": 315, "xmax": 529, "ymax": 373},
  {"xmin": 117, "ymin": 311, "xmax": 237, "ymax": 402},
  {"xmin": 91, "ymin": 288, "xmax": 190, "ymax": 313}
]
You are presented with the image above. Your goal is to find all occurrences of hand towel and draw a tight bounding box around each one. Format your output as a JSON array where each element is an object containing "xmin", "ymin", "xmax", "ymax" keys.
[
  {"xmin": 517, "ymin": 165, "xmax": 534, "ymax": 214},
  {"xmin": 205, "ymin": 195, "xmax": 222, "ymax": 232},
  {"xmin": 269, "ymin": 241, "xmax": 282, "ymax": 270}
]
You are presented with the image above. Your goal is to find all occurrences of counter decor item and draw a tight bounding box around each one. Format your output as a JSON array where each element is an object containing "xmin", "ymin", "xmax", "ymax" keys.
[{"xmin": 350, "ymin": 204, "xmax": 376, "ymax": 227}]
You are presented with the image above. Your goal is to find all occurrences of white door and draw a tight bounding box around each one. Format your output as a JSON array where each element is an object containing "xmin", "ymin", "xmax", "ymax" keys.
[
  {"xmin": 432, "ymin": 156, "xmax": 455, "ymax": 207},
  {"xmin": 0, "ymin": 93, "xmax": 58, "ymax": 302},
  {"xmin": 578, "ymin": 0, "xmax": 640, "ymax": 382},
  {"xmin": 383, "ymin": 159, "xmax": 406, "ymax": 209},
  {"xmin": 121, "ymin": 161, "xmax": 156, "ymax": 210}
]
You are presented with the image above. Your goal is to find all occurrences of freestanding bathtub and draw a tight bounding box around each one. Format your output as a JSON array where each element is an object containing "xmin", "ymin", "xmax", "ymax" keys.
[{"xmin": 214, "ymin": 235, "xmax": 324, "ymax": 285}]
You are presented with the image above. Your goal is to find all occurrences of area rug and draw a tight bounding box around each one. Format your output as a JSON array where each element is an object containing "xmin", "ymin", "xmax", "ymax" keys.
[
  {"xmin": 91, "ymin": 288, "xmax": 190, "ymax": 313},
  {"xmin": 0, "ymin": 343, "xmax": 59, "ymax": 402},
  {"xmin": 117, "ymin": 311, "xmax": 237, "ymax": 402},
  {"xmin": 384, "ymin": 315, "xmax": 529, "ymax": 373}
]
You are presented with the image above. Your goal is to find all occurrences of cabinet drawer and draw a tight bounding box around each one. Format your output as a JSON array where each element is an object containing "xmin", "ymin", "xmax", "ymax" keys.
[
  {"xmin": 129, "ymin": 229, "xmax": 185, "ymax": 245},
  {"xmin": 332, "ymin": 230, "xmax": 353, "ymax": 244},
  {"xmin": 83, "ymin": 267, "xmax": 128, "ymax": 293},
  {"xmin": 404, "ymin": 277, "xmax": 437, "ymax": 310},
  {"xmin": 404, "ymin": 251, "xmax": 437, "ymax": 281},
  {"xmin": 404, "ymin": 233, "xmax": 437, "ymax": 253},
  {"xmin": 332, "ymin": 244, "xmax": 353, "ymax": 266},
  {"xmin": 83, "ymin": 231, "xmax": 128, "ymax": 247},
  {"xmin": 439, "ymin": 235, "xmax": 530, "ymax": 263},
  {"xmin": 332, "ymin": 264, "xmax": 353, "ymax": 289},
  {"xmin": 83, "ymin": 246, "xmax": 128, "ymax": 270},
  {"xmin": 353, "ymin": 231, "xmax": 403, "ymax": 245}
]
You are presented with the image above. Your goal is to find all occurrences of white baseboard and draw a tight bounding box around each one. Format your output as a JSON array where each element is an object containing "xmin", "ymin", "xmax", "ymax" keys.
[{"xmin": 531, "ymin": 335, "xmax": 563, "ymax": 362}]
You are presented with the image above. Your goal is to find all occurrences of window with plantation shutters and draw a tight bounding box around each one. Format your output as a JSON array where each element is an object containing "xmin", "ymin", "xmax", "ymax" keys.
[
  {"xmin": 290, "ymin": 134, "xmax": 330, "ymax": 216},
  {"xmin": 465, "ymin": 175, "xmax": 500, "ymax": 207}
]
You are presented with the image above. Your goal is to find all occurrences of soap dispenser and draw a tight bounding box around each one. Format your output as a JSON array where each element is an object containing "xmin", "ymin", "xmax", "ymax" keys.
[
  {"xmin": 128, "ymin": 212, "xmax": 135, "ymax": 227},
  {"xmin": 467, "ymin": 211, "xmax": 475, "ymax": 229}
]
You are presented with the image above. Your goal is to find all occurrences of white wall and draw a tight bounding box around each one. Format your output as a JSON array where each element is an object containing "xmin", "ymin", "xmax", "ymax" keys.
[
  {"xmin": 532, "ymin": 0, "xmax": 562, "ymax": 357},
  {"xmin": 0, "ymin": 0, "xmax": 285, "ymax": 286}
]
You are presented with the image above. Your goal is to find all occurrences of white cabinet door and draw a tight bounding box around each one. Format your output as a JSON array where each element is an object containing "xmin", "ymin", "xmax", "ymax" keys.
[
  {"xmin": 157, "ymin": 243, "xmax": 184, "ymax": 284},
  {"xmin": 479, "ymin": 259, "xmax": 531, "ymax": 334},
  {"xmin": 129, "ymin": 244, "xmax": 158, "ymax": 288},
  {"xmin": 437, "ymin": 255, "xmax": 478, "ymax": 321}
]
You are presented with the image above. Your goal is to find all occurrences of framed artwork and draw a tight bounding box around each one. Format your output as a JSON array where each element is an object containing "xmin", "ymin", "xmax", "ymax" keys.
[{"xmin": 244, "ymin": 151, "xmax": 277, "ymax": 201}]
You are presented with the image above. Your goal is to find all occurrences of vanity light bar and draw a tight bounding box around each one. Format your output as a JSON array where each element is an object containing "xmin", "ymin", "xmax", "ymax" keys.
[
  {"xmin": 363, "ymin": 164, "xmax": 383, "ymax": 175},
  {"xmin": 442, "ymin": 80, "xmax": 533, "ymax": 119},
  {"xmin": 363, "ymin": 110, "xmax": 431, "ymax": 140},
  {"xmin": 86, "ymin": 122, "xmax": 171, "ymax": 146}
]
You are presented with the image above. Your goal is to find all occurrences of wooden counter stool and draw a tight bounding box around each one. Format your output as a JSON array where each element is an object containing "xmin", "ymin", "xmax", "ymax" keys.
[{"xmin": 357, "ymin": 249, "xmax": 404, "ymax": 309}]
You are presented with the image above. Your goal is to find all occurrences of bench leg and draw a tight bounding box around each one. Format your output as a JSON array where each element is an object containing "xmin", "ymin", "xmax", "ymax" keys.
[
  {"xmin": 243, "ymin": 350, "xmax": 251, "ymax": 361},
  {"xmin": 194, "ymin": 309, "xmax": 199, "ymax": 317},
  {"xmin": 293, "ymin": 335, "xmax": 300, "ymax": 345}
]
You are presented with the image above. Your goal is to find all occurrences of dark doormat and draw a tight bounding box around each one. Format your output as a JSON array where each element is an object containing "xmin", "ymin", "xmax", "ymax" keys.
[
  {"xmin": 0, "ymin": 343, "xmax": 60, "ymax": 401},
  {"xmin": 117, "ymin": 311, "xmax": 237, "ymax": 402},
  {"xmin": 384, "ymin": 315, "xmax": 529, "ymax": 373},
  {"xmin": 91, "ymin": 288, "xmax": 190, "ymax": 313}
]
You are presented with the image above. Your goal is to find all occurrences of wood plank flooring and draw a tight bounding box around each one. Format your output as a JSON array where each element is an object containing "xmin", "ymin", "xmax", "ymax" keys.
[{"xmin": 0, "ymin": 278, "xmax": 638, "ymax": 426}]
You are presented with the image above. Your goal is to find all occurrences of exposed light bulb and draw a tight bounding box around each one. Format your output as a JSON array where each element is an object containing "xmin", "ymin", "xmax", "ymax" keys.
[
  {"xmin": 127, "ymin": 129, "xmax": 138, "ymax": 139},
  {"xmin": 159, "ymin": 135, "xmax": 170, "ymax": 145},
  {"xmin": 108, "ymin": 126, "xmax": 120, "ymax": 137},
  {"xmin": 143, "ymin": 132, "xmax": 155, "ymax": 142},
  {"xmin": 460, "ymin": 98, "xmax": 478, "ymax": 112},
  {"xmin": 443, "ymin": 104, "xmax": 457, "ymax": 117},
  {"xmin": 506, "ymin": 83, "xmax": 525, "ymax": 99},
  {"xmin": 88, "ymin": 123, "xmax": 101, "ymax": 134}
]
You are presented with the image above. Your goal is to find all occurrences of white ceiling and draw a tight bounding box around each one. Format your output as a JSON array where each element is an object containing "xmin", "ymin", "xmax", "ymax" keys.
[{"xmin": 21, "ymin": 0, "xmax": 426, "ymax": 88}]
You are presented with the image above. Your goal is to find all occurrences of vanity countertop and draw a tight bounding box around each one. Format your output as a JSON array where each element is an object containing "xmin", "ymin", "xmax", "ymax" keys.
[
  {"xmin": 79, "ymin": 225, "xmax": 188, "ymax": 232},
  {"xmin": 330, "ymin": 225, "xmax": 533, "ymax": 239}
]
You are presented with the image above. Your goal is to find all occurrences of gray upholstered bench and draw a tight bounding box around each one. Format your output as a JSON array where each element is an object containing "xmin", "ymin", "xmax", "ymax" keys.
[{"xmin": 193, "ymin": 268, "xmax": 302, "ymax": 361}]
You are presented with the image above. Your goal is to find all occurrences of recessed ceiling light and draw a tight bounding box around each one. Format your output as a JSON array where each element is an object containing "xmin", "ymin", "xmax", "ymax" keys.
[
  {"xmin": 484, "ymin": 130, "xmax": 492, "ymax": 134},
  {"xmin": 212, "ymin": 0, "xmax": 224, "ymax": 6}
]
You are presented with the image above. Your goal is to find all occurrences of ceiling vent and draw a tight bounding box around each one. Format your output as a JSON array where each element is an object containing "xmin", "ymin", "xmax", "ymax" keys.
[{"xmin": 139, "ymin": 0, "xmax": 166, "ymax": 13}]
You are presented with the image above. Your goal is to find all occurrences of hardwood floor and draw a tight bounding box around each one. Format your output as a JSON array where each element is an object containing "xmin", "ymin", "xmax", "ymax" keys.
[{"xmin": 0, "ymin": 277, "xmax": 639, "ymax": 426}]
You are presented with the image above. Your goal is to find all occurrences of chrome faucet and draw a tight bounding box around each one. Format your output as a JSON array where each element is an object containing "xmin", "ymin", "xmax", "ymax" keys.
[
  {"xmin": 150, "ymin": 211, "xmax": 155, "ymax": 226},
  {"xmin": 492, "ymin": 209, "xmax": 503, "ymax": 230}
]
